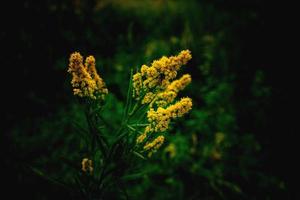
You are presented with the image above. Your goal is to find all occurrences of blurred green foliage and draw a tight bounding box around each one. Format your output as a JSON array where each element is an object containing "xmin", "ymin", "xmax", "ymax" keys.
[{"xmin": 8, "ymin": 0, "xmax": 286, "ymax": 199}]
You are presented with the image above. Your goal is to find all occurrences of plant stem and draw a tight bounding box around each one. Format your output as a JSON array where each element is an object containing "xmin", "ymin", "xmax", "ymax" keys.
[
  {"xmin": 129, "ymin": 103, "xmax": 139, "ymax": 116},
  {"xmin": 126, "ymin": 124, "xmax": 136, "ymax": 131}
]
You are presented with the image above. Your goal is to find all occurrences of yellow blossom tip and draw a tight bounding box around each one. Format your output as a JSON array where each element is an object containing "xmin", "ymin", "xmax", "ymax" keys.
[
  {"xmin": 68, "ymin": 52, "xmax": 108, "ymax": 99},
  {"xmin": 70, "ymin": 52, "xmax": 83, "ymax": 65},
  {"xmin": 85, "ymin": 55, "xmax": 96, "ymax": 66},
  {"xmin": 132, "ymin": 50, "xmax": 192, "ymax": 100},
  {"xmin": 136, "ymin": 132, "xmax": 147, "ymax": 144},
  {"xmin": 81, "ymin": 158, "xmax": 93, "ymax": 173},
  {"xmin": 143, "ymin": 135, "xmax": 165, "ymax": 151}
]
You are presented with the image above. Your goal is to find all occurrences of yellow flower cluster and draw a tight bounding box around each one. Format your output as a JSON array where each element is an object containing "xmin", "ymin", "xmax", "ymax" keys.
[
  {"xmin": 68, "ymin": 52, "xmax": 108, "ymax": 99},
  {"xmin": 141, "ymin": 92, "xmax": 155, "ymax": 104},
  {"xmin": 134, "ymin": 50, "xmax": 193, "ymax": 155},
  {"xmin": 147, "ymin": 107, "xmax": 171, "ymax": 132},
  {"xmin": 132, "ymin": 72, "xmax": 143, "ymax": 97},
  {"xmin": 147, "ymin": 97, "xmax": 193, "ymax": 132},
  {"xmin": 155, "ymin": 91, "xmax": 176, "ymax": 107},
  {"xmin": 136, "ymin": 132, "xmax": 147, "ymax": 144},
  {"xmin": 136, "ymin": 97, "xmax": 192, "ymax": 154},
  {"xmin": 167, "ymin": 74, "xmax": 192, "ymax": 93},
  {"xmin": 143, "ymin": 135, "xmax": 165, "ymax": 151},
  {"xmin": 85, "ymin": 55, "xmax": 108, "ymax": 99},
  {"xmin": 167, "ymin": 97, "xmax": 193, "ymax": 118},
  {"xmin": 81, "ymin": 158, "xmax": 93, "ymax": 174},
  {"xmin": 155, "ymin": 74, "xmax": 191, "ymax": 107},
  {"xmin": 133, "ymin": 50, "xmax": 192, "ymax": 102}
]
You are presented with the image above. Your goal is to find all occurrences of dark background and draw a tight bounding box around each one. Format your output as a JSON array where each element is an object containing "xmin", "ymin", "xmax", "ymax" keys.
[{"xmin": 1, "ymin": 0, "xmax": 296, "ymax": 199}]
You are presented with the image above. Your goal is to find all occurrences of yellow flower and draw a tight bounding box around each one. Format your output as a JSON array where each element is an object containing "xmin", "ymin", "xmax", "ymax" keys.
[
  {"xmin": 136, "ymin": 132, "xmax": 147, "ymax": 144},
  {"xmin": 146, "ymin": 98, "xmax": 192, "ymax": 133},
  {"xmin": 167, "ymin": 74, "xmax": 192, "ymax": 93},
  {"xmin": 68, "ymin": 52, "xmax": 97, "ymax": 98},
  {"xmin": 85, "ymin": 55, "xmax": 108, "ymax": 99},
  {"xmin": 68, "ymin": 52, "xmax": 83, "ymax": 71},
  {"xmin": 142, "ymin": 92, "xmax": 156, "ymax": 104},
  {"xmin": 154, "ymin": 74, "xmax": 191, "ymax": 107},
  {"xmin": 133, "ymin": 50, "xmax": 193, "ymax": 156},
  {"xmin": 168, "ymin": 97, "xmax": 193, "ymax": 118},
  {"xmin": 132, "ymin": 50, "xmax": 192, "ymax": 100},
  {"xmin": 140, "ymin": 64, "xmax": 149, "ymax": 76},
  {"xmin": 132, "ymin": 72, "xmax": 143, "ymax": 98},
  {"xmin": 146, "ymin": 66, "xmax": 159, "ymax": 78},
  {"xmin": 155, "ymin": 91, "xmax": 177, "ymax": 107},
  {"xmin": 68, "ymin": 52, "xmax": 108, "ymax": 99},
  {"xmin": 147, "ymin": 107, "xmax": 172, "ymax": 132},
  {"xmin": 176, "ymin": 50, "xmax": 192, "ymax": 65},
  {"xmin": 81, "ymin": 158, "xmax": 93, "ymax": 173},
  {"xmin": 143, "ymin": 135, "xmax": 165, "ymax": 151},
  {"xmin": 136, "ymin": 126, "xmax": 151, "ymax": 144}
]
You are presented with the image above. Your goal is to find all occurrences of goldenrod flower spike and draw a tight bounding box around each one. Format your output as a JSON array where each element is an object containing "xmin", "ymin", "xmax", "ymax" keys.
[
  {"xmin": 136, "ymin": 126, "xmax": 152, "ymax": 144},
  {"xmin": 85, "ymin": 55, "xmax": 108, "ymax": 99},
  {"xmin": 68, "ymin": 52, "xmax": 84, "ymax": 72},
  {"xmin": 143, "ymin": 135, "xmax": 165, "ymax": 151},
  {"xmin": 132, "ymin": 50, "xmax": 192, "ymax": 100},
  {"xmin": 81, "ymin": 158, "xmax": 93, "ymax": 174},
  {"xmin": 168, "ymin": 97, "xmax": 193, "ymax": 118},
  {"xmin": 140, "ymin": 64, "xmax": 149, "ymax": 76},
  {"xmin": 136, "ymin": 132, "xmax": 147, "ymax": 144},
  {"xmin": 147, "ymin": 107, "xmax": 172, "ymax": 132},
  {"xmin": 132, "ymin": 72, "xmax": 143, "ymax": 98},
  {"xmin": 146, "ymin": 97, "xmax": 192, "ymax": 133},
  {"xmin": 150, "ymin": 50, "xmax": 191, "ymax": 81},
  {"xmin": 141, "ymin": 92, "xmax": 155, "ymax": 104},
  {"xmin": 154, "ymin": 74, "xmax": 192, "ymax": 107},
  {"xmin": 134, "ymin": 50, "xmax": 193, "ymax": 156},
  {"xmin": 167, "ymin": 74, "xmax": 192, "ymax": 93},
  {"xmin": 68, "ymin": 52, "xmax": 97, "ymax": 98},
  {"xmin": 155, "ymin": 91, "xmax": 177, "ymax": 107},
  {"xmin": 176, "ymin": 50, "xmax": 192, "ymax": 65},
  {"xmin": 68, "ymin": 52, "xmax": 108, "ymax": 100}
]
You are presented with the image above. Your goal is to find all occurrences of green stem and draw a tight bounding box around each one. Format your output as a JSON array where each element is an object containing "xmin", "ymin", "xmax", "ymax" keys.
[
  {"xmin": 129, "ymin": 123, "xmax": 149, "ymax": 127},
  {"xmin": 126, "ymin": 124, "xmax": 136, "ymax": 132},
  {"xmin": 122, "ymin": 69, "xmax": 133, "ymax": 121},
  {"xmin": 132, "ymin": 151, "xmax": 146, "ymax": 160},
  {"xmin": 85, "ymin": 110, "xmax": 108, "ymax": 157},
  {"xmin": 129, "ymin": 103, "xmax": 139, "ymax": 116}
]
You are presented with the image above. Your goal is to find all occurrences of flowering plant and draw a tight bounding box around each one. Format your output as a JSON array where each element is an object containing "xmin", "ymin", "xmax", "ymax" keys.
[{"xmin": 66, "ymin": 50, "xmax": 193, "ymax": 198}]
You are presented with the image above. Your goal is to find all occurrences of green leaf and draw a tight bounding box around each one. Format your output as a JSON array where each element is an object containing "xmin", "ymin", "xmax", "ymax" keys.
[
  {"xmin": 132, "ymin": 151, "xmax": 146, "ymax": 160},
  {"xmin": 123, "ymin": 68, "xmax": 133, "ymax": 119}
]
